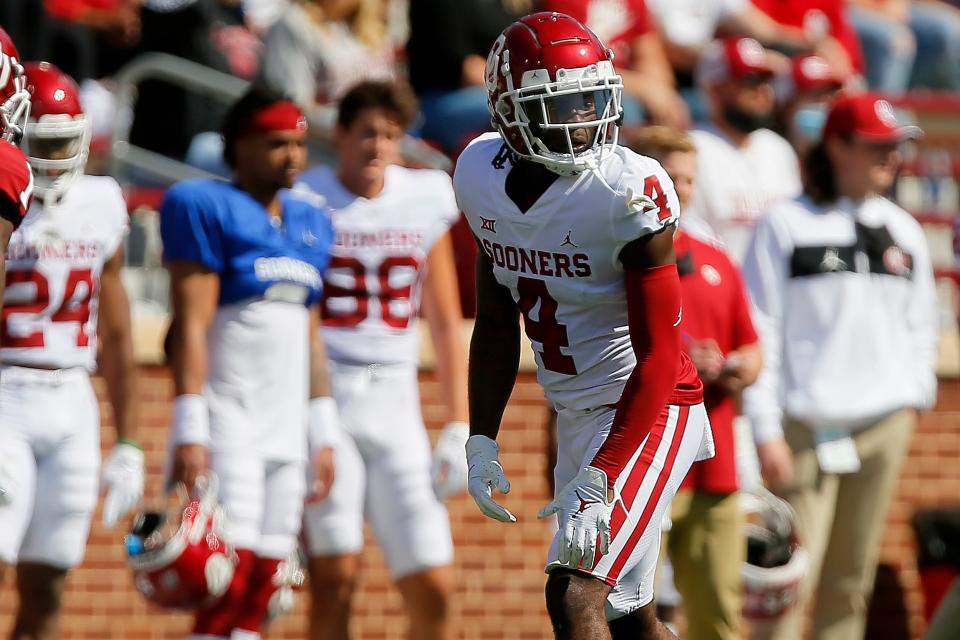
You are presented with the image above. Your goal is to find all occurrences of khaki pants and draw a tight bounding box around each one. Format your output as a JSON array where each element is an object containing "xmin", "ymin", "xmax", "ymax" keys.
[
  {"xmin": 925, "ymin": 578, "xmax": 960, "ymax": 640},
  {"xmin": 666, "ymin": 490, "xmax": 745, "ymax": 640},
  {"xmin": 758, "ymin": 409, "xmax": 915, "ymax": 640}
]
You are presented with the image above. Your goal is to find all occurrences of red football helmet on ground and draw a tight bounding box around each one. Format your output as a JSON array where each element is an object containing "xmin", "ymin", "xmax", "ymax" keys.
[
  {"xmin": 485, "ymin": 11, "xmax": 623, "ymax": 176},
  {"xmin": 741, "ymin": 486, "xmax": 810, "ymax": 621},
  {"xmin": 22, "ymin": 62, "xmax": 90, "ymax": 203},
  {"xmin": 126, "ymin": 476, "xmax": 237, "ymax": 610},
  {"xmin": 0, "ymin": 28, "xmax": 30, "ymax": 145}
]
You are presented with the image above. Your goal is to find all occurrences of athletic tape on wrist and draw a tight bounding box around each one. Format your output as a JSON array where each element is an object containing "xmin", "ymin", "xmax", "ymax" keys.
[
  {"xmin": 171, "ymin": 394, "xmax": 211, "ymax": 446},
  {"xmin": 308, "ymin": 396, "xmax": 340, "ymax": 451}
]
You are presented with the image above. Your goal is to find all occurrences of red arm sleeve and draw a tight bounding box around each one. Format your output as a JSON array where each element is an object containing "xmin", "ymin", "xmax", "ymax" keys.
[{"xmin": 590, "ymin": 263, "xmax": 682, "ymax": 484}]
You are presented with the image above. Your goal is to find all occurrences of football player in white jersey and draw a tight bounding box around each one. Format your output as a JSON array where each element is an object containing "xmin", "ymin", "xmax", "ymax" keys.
[
  {"xmin": 296, "ymin": 80, "xmax": 468, "ymax": 640},
  {"xmin": 455, "ymin": 12, "xmax": 710, "ymax": 639},
  {"xmin": 0, "ymin": 62, "xmax": 144, "ymax": 640}
]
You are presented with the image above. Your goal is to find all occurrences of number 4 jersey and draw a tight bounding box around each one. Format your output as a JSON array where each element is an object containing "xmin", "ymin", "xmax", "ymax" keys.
[
  {"xmin": 2, "ymin": 175, "xmax": 127, "ymax": 369},
  {"xmin": 295, "ymin": 164, "xmax": 460, "ymax": 366},
  {"xmin": 455, "ymin": 133, "xmax": 702, "ymax": 411}
]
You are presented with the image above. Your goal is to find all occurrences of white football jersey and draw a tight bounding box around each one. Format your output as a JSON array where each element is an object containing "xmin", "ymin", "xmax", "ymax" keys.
[
  {"xmin": 454, "ymin": 133, "xmax": 680, "ymax": 411},
  {"xmin": 2, "ymin": 175, "xmax": 128, "ymax": 370},
  {"xmin": 296, "ymin": 165, "xmax": 459, "ymax": 366},
  {"xmin": 686, "ymin": 126, "xmax": 801, "ymax": 262}
]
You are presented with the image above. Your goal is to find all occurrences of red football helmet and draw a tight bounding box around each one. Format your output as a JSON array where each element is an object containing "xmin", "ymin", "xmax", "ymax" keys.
[
  {"xmin": 22, "ymin": 62, "xmax": 89, "ymax": 203},
  {"xmin": 741, "ymin": 486, "xmax": 810, "ymax": 621},
  {"xmin": 0, "ymin": 27, "xmax": 30, "ymax": 145},
  {"xmin": 485, "ymin": 12, "xmax": 623, "ymax": 175},
  {"xmin": 126, "ymin": 476, "xmax": 237, "ymax": 610}
]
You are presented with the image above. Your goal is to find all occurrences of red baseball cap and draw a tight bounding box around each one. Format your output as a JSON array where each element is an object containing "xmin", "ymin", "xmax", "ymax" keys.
[
  {"xmin": 822, "ymin": 93, "xmax": 922, "ymax": 142},
  {"xmin": 792, "ymin": 54, "xmax": 843, "ymax": 93},
  {"xmin": 697, "ymin": 38, "xmax": 776, "ymax": 87}
]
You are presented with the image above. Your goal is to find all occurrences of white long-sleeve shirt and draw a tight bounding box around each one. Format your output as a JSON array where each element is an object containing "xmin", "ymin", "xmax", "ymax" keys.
[{"xmin": 743, "ymin": 194, "xmax": 938, "ymax": 443}]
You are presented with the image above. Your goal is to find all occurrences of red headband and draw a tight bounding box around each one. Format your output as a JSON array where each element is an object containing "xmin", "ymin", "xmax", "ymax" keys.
[{"xmin": 236, "ymin": 101, "xmax": 307, "ymax": 140}]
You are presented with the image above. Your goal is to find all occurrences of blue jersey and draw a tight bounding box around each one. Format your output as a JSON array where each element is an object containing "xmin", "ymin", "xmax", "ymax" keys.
[{"xmin": 160, "ymin": 179, "xmax": 334, "ymax": 307}]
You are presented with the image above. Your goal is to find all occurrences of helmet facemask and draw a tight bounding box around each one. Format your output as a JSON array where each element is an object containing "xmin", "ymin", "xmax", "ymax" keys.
[
  {"xmin": 493, "ymin": 57, "xmax": 624, "ymax": 176},
  {"xmin": 0, "ymin": 72, "xmax": 30, "ymax": 145},
  {"xmin": 740, "ymin": 486, "xmax": 810, "ymax": 620},
  {"xmin": 24, "ymin": 114, "xmax": 90, "ymax": 204}
]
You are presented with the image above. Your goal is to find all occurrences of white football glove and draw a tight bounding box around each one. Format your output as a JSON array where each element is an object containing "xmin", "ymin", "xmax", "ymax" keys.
[
  {"xmin": 465, "ymin": 435, "xmax": 516, "ymax": 523},
  {"xmin": 539, "ymin": 466, "xmax": 614, "ymax": 570},
  {"xmin": 101, "ymin": 441, "xmax": 145, "ymax": 528},
  {"xmin": 431, "ymin": 421, "xmax": 470, "ymax": 500}
]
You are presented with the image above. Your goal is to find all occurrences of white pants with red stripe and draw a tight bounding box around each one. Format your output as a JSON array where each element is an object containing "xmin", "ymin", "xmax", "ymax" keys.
[{"xmin": 547, "ymin": 401, "xmax": 708, "ymax": 620}]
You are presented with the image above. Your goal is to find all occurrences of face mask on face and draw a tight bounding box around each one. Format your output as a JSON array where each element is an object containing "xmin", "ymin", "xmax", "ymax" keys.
[
  {"xmin": 723, "ymin": 102, "xmax": 772, "ymax": 135},
  {"xmin": 791, "ymin": 103, "xmax": 828, "ymax": 145}
]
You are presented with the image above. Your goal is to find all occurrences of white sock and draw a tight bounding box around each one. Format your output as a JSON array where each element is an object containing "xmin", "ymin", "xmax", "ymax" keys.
[{"xmin": 230, "ymin": 632, "xmax": 261, "ymax": 640}]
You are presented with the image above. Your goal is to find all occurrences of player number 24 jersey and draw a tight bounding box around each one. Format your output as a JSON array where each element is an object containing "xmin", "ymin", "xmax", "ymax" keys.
[{"xmin": 2, "ymin": 175, "xmax": 127, "ymax": 370}]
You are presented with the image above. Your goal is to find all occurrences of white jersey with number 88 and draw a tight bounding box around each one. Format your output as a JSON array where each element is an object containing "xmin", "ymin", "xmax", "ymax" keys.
[{"xmin": 295, "ymin": 165, "xmax": 460, "ymax": 366}]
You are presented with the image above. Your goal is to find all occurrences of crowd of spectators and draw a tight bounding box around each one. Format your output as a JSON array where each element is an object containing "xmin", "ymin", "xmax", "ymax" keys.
[{"xmin": 1, "ymin": 0, "xmax": 959, "ymax": 172}]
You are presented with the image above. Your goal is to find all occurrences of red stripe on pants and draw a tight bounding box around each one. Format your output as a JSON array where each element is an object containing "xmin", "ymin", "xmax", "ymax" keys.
[
  {"xmin": 607, "ymin": 405, "xmax": 690, "ymax": 581},
  {"xmin": 607, "ymin": 405, "xmax": 673, "ymax": 540}
]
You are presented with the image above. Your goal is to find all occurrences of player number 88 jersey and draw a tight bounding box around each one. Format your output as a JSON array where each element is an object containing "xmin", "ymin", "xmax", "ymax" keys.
[{"xmin": 296, "ymin": 165, "xmax": 460, "ymax": 366}]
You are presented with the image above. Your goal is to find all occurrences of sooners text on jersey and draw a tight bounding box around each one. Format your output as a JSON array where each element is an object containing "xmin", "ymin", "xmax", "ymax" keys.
[{"xmin": 2, "ymin": 175, "xmax": 126, "ymax": 368}]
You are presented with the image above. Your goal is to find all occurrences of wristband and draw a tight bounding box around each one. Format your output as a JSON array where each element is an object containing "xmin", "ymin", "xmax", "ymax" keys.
[
  {"xmin": 308, "ymin": 396, "xmax": 340, "ymax": 452},
  {"xmin": 172, "ymin": 394, "xmax": 211, "ymax": 446},
  {"xmin": 117, "ymin": 438, "xmax": 143, "ymax": 450}
]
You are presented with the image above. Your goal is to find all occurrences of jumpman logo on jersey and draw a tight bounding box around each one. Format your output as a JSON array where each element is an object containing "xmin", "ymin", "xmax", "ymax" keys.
[
  {"xmin": 820, "ymin": 247, "xmax": 848, "ymax": 272},
  {"xmin": 480, "ymin": 216, "xmax": 497, "ymax": 233},
  {"xmin": 576, "ymin": 490, "xmax": 599, "ymax": 513},
  {"xmin": 560, "ymin": 230, "xmax": 579, "ymax": 248}
]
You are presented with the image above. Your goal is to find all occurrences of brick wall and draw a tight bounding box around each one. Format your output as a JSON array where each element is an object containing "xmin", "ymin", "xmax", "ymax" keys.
[{"xmin": 1, "ymin": 369, "xmax": 958, "ymax": 639}]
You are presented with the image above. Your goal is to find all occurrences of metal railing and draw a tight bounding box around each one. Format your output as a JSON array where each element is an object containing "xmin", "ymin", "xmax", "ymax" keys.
[
  {"xmin": 109, "ymin": 52, "xmax": 249, "ymax": 184},
  {"xmin": 108, "ymin": 52, "xmax": 452, "ymax": 186}
]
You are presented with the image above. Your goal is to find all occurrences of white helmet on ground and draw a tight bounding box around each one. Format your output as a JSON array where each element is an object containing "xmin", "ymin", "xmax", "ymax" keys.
[{"xmin": 741, "ymin": 486, "xmax": 810, "ymax": 620}]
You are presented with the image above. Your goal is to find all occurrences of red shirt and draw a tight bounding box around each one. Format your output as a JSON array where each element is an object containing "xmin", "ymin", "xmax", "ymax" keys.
[
  {"xmin": 751, "ymin": 0, "xmax": 864, "ymax": 72},
  {"xmin": 542, "ymin": 0, "xmax": 653, "ymax": 68},
  {"xmin": 676, "ymin": 231, "xmax": 758, "ymax": 494}
]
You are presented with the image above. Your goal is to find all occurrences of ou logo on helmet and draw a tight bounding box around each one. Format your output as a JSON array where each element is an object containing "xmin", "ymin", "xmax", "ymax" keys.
[{"xmin": 485, "ymin": 35, "xmax": 507, "ymax": 97}]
